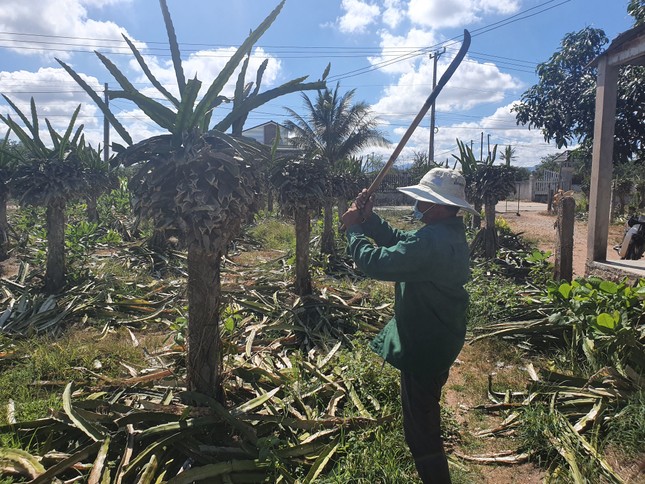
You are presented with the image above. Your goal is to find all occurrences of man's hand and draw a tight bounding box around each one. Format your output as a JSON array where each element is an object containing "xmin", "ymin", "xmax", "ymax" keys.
[
  {"xmin": 341, "ymin": 206, "xmax": 364, "ymax": 228},
  {"xmin": 354, "ymin": 189, "xmax": 375, "ymax": 216},
  {"xmin": 341, "ymin": 189, "xmax": 374, "ymax": 229}
]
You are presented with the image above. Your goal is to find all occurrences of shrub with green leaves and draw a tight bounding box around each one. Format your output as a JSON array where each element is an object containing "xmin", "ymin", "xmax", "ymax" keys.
[{"xmin": 545, "ymin": 277, "xmax": 645, "ymax": 374}]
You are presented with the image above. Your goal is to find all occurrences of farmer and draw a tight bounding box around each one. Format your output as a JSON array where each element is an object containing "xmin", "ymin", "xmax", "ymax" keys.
[{"xmin": 341, "ymin": 167, "xmax": 477, "ymax": 484}]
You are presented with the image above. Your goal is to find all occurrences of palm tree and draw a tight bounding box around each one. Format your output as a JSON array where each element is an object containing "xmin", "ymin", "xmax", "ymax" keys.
[
  {"xmin": 58, "ymin": 0, "xmax": 326, "ymax": 398},
  {"xmin": 0, "ymin": 98, "xmax": 88, "ymax": 292},
  {"xmin": 284, "ymin": 84, "xmax": 388, "ymax": 255},
  {"xmin": 331, "ymin": 155, "xmax": 367, "ymax": 222},
  {"xmin": 75, "ymin": 141, "xmax": 118, "ymax": 223},
  {"xmin": 270, "ymin": 155, "xmax": 328, "ymax": 296},
  {"xmin": 454, "ymin": 139, "xmax": 515, "ymax": 258},
  {"xmin": 500, "ymin": 145, "xmax": 517, "ymax": 166}
]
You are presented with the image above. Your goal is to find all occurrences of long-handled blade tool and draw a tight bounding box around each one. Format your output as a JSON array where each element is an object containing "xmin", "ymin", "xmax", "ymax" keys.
[{"xmin": 364, "ymin": 29, "xmax": 471, "ymax": 198}]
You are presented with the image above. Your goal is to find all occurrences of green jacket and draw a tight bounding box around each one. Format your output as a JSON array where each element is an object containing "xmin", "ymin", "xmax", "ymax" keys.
[{"xmin": 346, "ymin": 213, "xmax": 470, "ymax": 380}]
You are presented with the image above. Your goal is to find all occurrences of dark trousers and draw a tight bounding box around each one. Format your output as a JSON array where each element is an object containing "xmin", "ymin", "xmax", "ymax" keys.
[{"xmin": 400, "ymin": 371, "xmax": 451, "ymax": 484}]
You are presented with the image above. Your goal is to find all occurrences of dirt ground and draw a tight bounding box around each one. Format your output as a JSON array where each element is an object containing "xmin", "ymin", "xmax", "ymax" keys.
[{"xmin": 495, "ymin": 202, "xmax": 626, "ymax": 278}]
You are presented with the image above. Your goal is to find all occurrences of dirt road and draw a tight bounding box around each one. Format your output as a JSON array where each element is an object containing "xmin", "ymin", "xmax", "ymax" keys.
[{"xmin": 495, "ymin": 202, "xmax": 625, "ymax": 278}]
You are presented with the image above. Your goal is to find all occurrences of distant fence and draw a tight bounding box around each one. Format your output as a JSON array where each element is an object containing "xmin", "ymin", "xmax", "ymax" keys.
[
  {"xmin": 508, "ymin": 171, "xmax": 575, "ymax": 202},
  {"xmin": 368, "ymin": 170, "xmax": 576, "ymax": 205},
  {"xmin": 367, "ymin": 172, "xmax": 414, "ymax": 205},
  {"xmin": 368, "ymin": 172, "xmax": 414, "ymax": 193}
]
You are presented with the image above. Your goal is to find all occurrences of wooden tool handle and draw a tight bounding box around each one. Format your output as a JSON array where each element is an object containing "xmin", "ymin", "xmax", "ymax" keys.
[{"xmin": 364, "ymin": 30, "xmax": 471, "ymax": 198}]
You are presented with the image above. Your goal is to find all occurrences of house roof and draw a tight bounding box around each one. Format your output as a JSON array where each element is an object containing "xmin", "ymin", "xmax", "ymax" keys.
[
  {"xmin": 241, "ymin": 121, "xmax": 288, "ymax": 133},
  {"xmin": 591, "ymin": 23, "xmax": 645, "ymax": 67},
  {"xmin": 551, "ymin": 151, "xmax": 569, "ymax": 164}
]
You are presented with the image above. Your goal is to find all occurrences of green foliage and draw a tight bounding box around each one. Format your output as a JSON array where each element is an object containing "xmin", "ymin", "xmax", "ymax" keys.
[
  {"xmin": 629, "ymin": 0, "xmax": 645, "ymax": 25},
  {"xmin": 524, "ymin": 249, "xmax": 554, "ymax": 286},
  {"xmin": 454, "ymin": 138, "xmax": 515, "ymax": 207},
  {"xmin": 270, "ymin": 155, "xmax": 329, "ymax": 210},
  {"xmin": 1, "ymin": 100, "xmax": 93, "ymax": 208},
  {"xmin": 335, "ymin": 338, "xmax": 400, "ymax": 407},
  {"xmin": 516, "ymin": 404, "xmax": 560, "ymax": 463},
  {"xmin": 466, "ymin": 262, "xmax": 527, "ymax": 329},
  {"xmin": 544, "ymin": 278, "xmax": 645, "ymax": 374},
  {"xmin": 513, "ymin": 26, "xmax": 645, "ymax": 163}
]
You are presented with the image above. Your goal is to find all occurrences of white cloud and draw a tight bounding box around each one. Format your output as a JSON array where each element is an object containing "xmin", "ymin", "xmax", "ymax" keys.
[
  {"xmin": 383, "ymin": 0, "xmax": 405, "ymax": 29},
  {"xmin": 407, "ymin": 0, "xmax": 520, "ymax": 29},
  {"xmin": 372, "ymin": 55, "xmax": 522, "ymax": 120},
  {"xmin": 429, "ymin": 104, "xmax": 561, "ymax": 168},
  {"xmin": 0, "ymin": 67, "xmax": 101, "ymax": 130},
  {"xmin": 0, "ymin": 66, "xmax": 168, "ymax": 150},
  {"xmin": 408, "ymin": 0, "xmax": 479, "ymax": 29},
  {"xmin": 368, "ymin": 28, "xmax": 439, "ymax": 74},
  {"xmin": 107, "ymin": 107, "xmax": 165, "ymax": 146},
  {"xmin": 0, "ymin": 0, "xmax": 138, "ymax": 59},
  {"xmin": 338, "ymin": 0, "xmax": 381, "ymax": 34},
  {"xmin": 476, "ymin": 0, "xmax": 520, "ymax": 15}
]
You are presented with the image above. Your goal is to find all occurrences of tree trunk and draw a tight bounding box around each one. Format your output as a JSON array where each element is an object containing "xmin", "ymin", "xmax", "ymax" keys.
[
  {"xmin": 483, "ymin": 199, "xmax": 497, "ymax": 259},
  {"xmin": 45, "ymin": 198, "xmax": 67, "ymax": 293},
  {"xmin": 320, "ymin": 199, "xmax": 335, "ymax": 255},
  {"xmin": 472, "ymin": 201, "xmax": 482, "ymax": 230},
  {"xmin": 337, "ymin": 198, "xmax": 348, "ymax": 223},
  {"xmin": 267, "ymin": 187, "xmax": 274, "ymax": 213},
  {"xmin": 294, "ymin": 206, "xmax": 312, "ymax": 296},
  {"xmin": 86, "ymin": 195, "xmax": 99, "ymax": 223},
  {"xmin": 186, "ymin": 242, "xmax": 222, "ymax": 400},
  {"xmin": 0, "ymin": 189, "xmax": 8, "ymax": 261}
]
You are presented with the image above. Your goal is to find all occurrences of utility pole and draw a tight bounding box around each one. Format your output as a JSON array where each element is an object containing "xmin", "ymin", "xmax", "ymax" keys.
[
  {"xmin": 428, "ymin": 47, "xmax": 445, "ymax": 166},
  {"xmin": 480, "ymin": 131, "xmax": 484, "ymax": 162},
  {"xmin": 103, "ymin": 83, "xmax": 110, "ymax": 164}
]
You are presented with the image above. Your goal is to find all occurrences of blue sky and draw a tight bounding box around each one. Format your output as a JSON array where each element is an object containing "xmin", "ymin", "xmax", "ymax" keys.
[{"xmin": 0, "ymin": 0, "xmax": 637, "ymax": 168}]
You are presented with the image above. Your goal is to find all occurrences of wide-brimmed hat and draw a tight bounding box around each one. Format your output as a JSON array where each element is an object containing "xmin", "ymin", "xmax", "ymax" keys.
[{"xmin": 397, "ymin": 167, "xmax": 478, "ymax": 216}]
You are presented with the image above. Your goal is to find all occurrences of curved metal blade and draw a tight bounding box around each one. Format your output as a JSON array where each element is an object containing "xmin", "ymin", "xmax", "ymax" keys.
[{"xmin": 366, "ymin": 29, "xmax": 472, "ymax": 196}]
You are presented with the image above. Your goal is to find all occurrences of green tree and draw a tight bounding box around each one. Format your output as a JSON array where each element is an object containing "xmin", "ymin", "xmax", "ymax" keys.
[
  {"xmin": 270, "ymin": 155, "xmax": 329, "ymax": 296},
  {"xmin": 454, "ymin": 139, "xmax": 515, "ymax": 258},
  {"xmin": 533, "ymin": 153, "xmax": 562, "ymax": 178},
  {"xmin": 75, "ymin": 142, "xmax": 118, "ymax": 223},
  {"xmin": 1, "ymin": 99, "xmax": 88, "ymax": 293},
  {"xmin": 408, "ymin": 150, "xmax": 442, "ymax": 181},
  {"xmin": 628, "ymin": 0, "xmax": 645, "ymax": 25},
  {"xmin": 513, "ymin": 24, "xmax": 645, "ymax": 164},
  {"xmin": 330, "ymin": 155, "xmax": 368, "ymax": 221},
  {"xmin": 284, "ymin": 83, "xmax": 388, "ymax": 255},
  {"xmin": 500, "ymin": 145, "xmax": 516, "ymax": 166},
  {"xmin": 59, "ymin": 0, "xmax": 326, "ymax": 398}
]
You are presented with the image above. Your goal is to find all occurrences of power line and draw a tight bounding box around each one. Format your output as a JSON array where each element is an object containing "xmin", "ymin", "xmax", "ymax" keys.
[
  {"xmin": 0, "ymin": 0, "xmax": 568, "ymax": 74},
  {"xmin": 327, "ymin": 0, "xmax": 571, "ymax": 82}
]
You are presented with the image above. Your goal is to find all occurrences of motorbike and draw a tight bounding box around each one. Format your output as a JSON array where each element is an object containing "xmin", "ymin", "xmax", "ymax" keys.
[{"xmin": 614, "ymin": 215, "xmax": 645, "ymax": 260}]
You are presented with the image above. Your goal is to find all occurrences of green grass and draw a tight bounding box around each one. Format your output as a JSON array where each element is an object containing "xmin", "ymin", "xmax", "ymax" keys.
[
  {"xmin": 320, "ymin": 416, "xmax": 476, "ymax": 484},
  {"xmin": 606, "ymin": 390, "xmax": 645, "ymax": 460},
  {"xmin": 248, "ymin": 215, "xmax": 295, "ymax": 252},
  {"xmin": 0, "ymin": 330, "xmax": 151, "ymax": 424},
  {"xmin": 466, "ymin": 263, "xmax": 526, "ymax": 329}
]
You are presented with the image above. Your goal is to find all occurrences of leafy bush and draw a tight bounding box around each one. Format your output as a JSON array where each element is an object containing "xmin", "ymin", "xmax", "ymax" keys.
[{"xmin": 544, "ymin": 277, "xmax": 645, "ymax": 374}]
